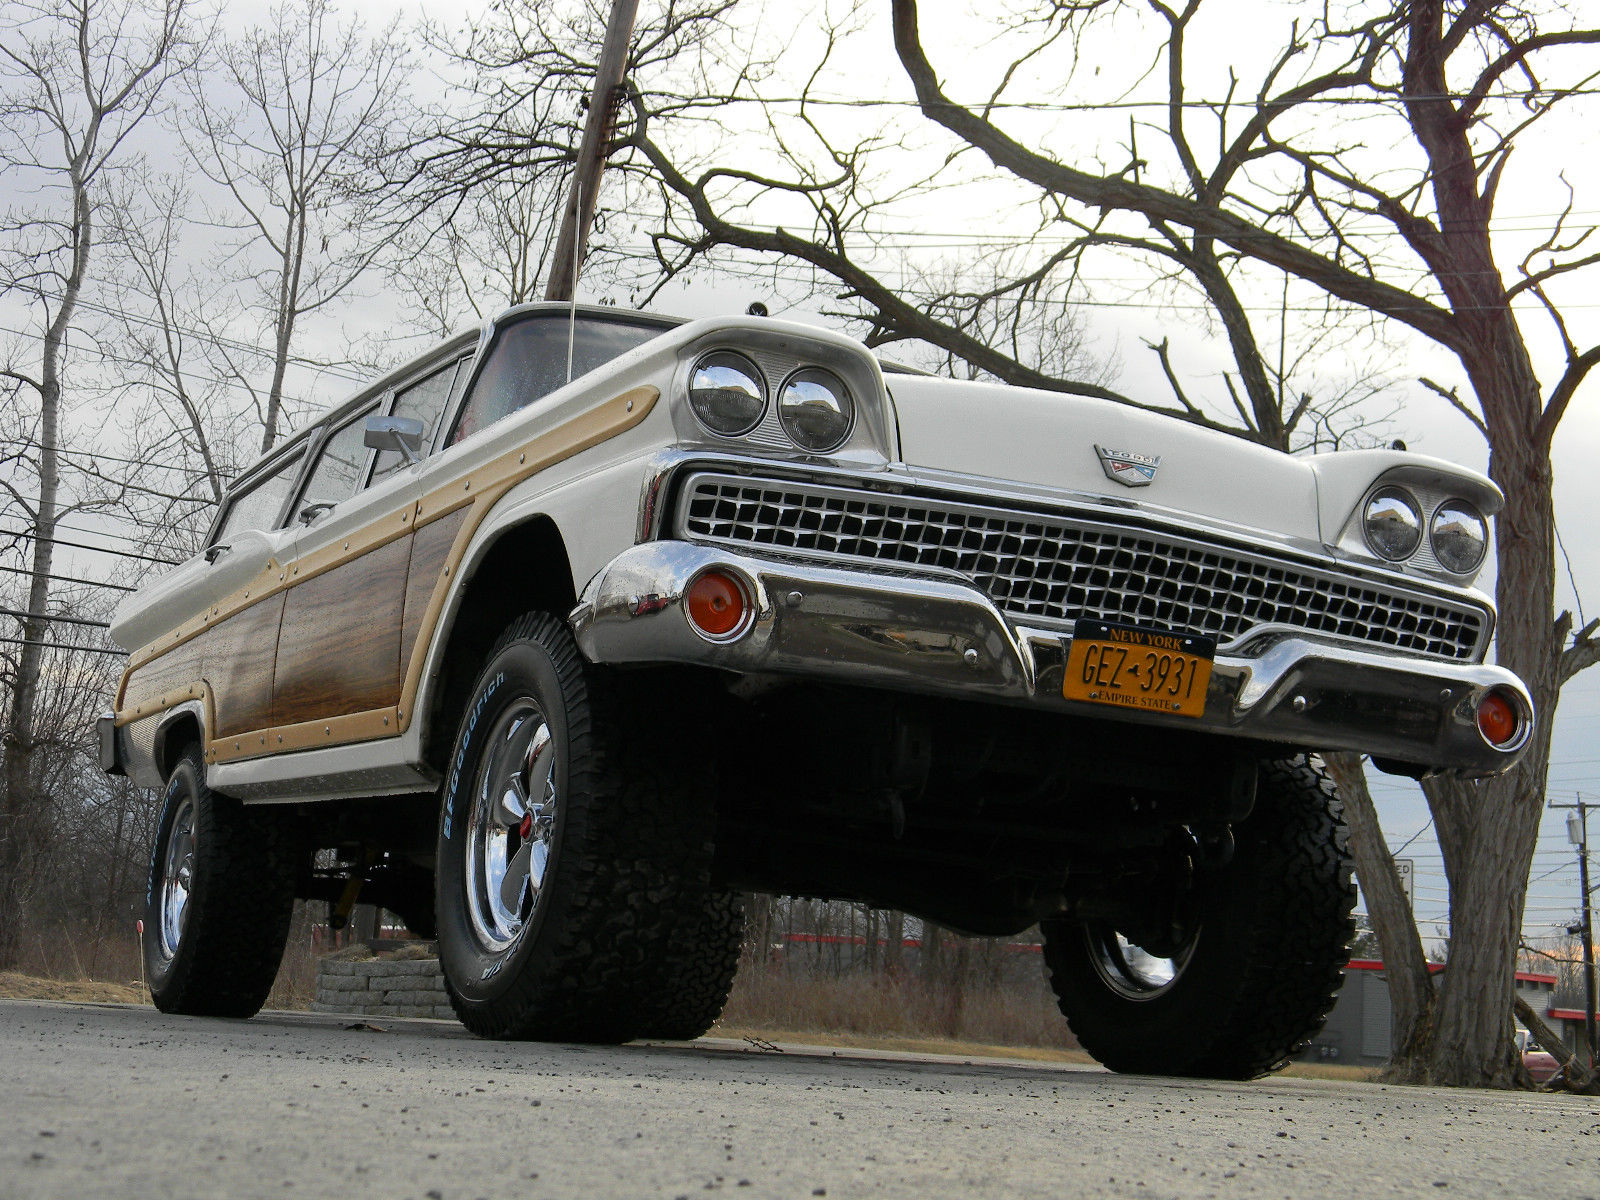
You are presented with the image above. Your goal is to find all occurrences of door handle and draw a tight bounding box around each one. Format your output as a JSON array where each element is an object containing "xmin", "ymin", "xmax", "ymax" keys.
[{"xmin": 204, "ymin": 543, "xmax": 232, "ymax": 564}]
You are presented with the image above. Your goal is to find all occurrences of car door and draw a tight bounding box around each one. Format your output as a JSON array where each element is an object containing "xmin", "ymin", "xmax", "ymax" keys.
[
  {"xmin": 271, "ymin": 356, "xmax": 471, "ymax": 743},
  {"xmin": 270, "ymin": 400, "xmax": 419, "ymax": 739},
  {"xmin": 112, "ymin": 447, "xmax": 307, "ymax": 746}
]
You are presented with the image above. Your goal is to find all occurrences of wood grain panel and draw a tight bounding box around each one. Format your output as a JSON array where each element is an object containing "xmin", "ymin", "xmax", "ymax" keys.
[
  {"xmin": 402, "ymin": 508, "xmax": 467, "ymax": 674},
  {"xmin": 207, "ymin": 593, "xmax": 286, "ymax": 737},
  {"xmin": 119, "ymin": 643, "xmax": 205, "ymax": 719},
  {"xmin": 274, "ymin": 532, "xmax": 411, "ymax": 725}
]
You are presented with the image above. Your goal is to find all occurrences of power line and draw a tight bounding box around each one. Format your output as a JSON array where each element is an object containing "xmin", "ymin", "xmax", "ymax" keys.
[
  {"xmin": 0, "ymin": 635, "xmax": 124, "ymax": 658},
  {"xmin": 0, "ymin": 563, "xmax": 135, "ymax": 592},
  {"xmin": 722, "ymin": 87, "xmax": 1600, "ymax": 113},
  {"xmin": 0, "ymin": 432, "xmax": 234, "ymax": 479},
  {"xmin": 0, "ymin": 607, "xmax": 110, "ymax": 629},
  {"xmin": 0, "ymin": 525, "xmax": 179, "ymax": 566}
]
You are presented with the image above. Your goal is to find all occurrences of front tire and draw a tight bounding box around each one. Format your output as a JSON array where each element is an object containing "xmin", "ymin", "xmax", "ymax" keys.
[
  {"xmin": 1042, "ymin": 756, "xmax": 1355, "ymax": 1079},
  {"xmin": 143, "ymin": 744, "xmax": 298, "ymax": 1017},
  {"xmin": 434, "ymin": 612, "xmax": 742, "ymax": 1041}
]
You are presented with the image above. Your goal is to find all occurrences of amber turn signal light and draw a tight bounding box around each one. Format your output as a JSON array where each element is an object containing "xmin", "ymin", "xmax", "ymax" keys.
[
  {"xmin": 685, "ymin": 570, "xmax": 748, "ymax": 639},
  {"xmin": 1476, "ymin": 689, "xmax": 1521, "ymax": 748}
]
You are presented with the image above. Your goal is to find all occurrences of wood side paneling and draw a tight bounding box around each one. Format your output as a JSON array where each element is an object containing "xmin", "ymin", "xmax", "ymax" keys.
[
  {"xmin": 208, "ymin": 593, "xmax": 286, "ymax": 737},
  {"xmin": 401, "ymin": 507, "xmax": 468, "ymax": 673},
  {"xmin": 275, "ymin": 533, "xmax": 411, "ymax": 725},
  {"xmin": 120, "ymin": 642, "xmax": 205, "ymax": 718}
]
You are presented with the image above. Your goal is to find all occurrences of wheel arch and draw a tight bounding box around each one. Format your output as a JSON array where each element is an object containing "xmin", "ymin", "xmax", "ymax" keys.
[
  {"xmin": 152, "ymin": 705, "xmax": 205, "ymax": 783},
  {"xmin": 416, "ymin": 513, "xmax": 579, "ymax": 776}
]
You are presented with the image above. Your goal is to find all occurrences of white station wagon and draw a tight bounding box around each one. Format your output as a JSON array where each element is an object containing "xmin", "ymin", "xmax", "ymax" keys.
[{"xmin": 102, "ymin": 304, "xmax": 1533, "ymax": 1078}]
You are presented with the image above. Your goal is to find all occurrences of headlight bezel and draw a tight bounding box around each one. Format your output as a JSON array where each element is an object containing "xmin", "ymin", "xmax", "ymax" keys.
[
  {"xmin": 687, "ymin": 350, "xmax": 769, "ymax": 438},
  {"xmin": 776, "ymin": 366, "xmax": 857, "ymax": 454},
  {"xmin": 1429, "ymin": 499, "xmax": 1489, "ymax": 575},
  {"xmin": 1362, "ymin": 486, "xmax": 1425, "ymax": 562}
]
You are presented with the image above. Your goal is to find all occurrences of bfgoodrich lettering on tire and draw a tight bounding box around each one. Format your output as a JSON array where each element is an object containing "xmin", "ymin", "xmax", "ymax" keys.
[
  {"xmin": 143, "ymin": 744, "xmax": 298, "ymax": 1017},
  {"xmin": 1041, "ymin": 755, "xmax": 1356, "ymax": 1079},
  {"xmin": 435, "ymin": 611, "xmax": 743, "ymax": 1042}
]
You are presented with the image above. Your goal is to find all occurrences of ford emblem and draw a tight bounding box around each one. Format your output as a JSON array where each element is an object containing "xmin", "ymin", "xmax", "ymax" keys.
[{"xmin": 1095, "ymin": 444, "xmax": 1161, "ymax": 487}]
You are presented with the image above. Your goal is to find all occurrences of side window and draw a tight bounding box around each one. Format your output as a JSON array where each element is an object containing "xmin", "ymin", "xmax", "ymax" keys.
[
  {"xmin": 214, "ymin": 451, "xmax": 304, "ymax": 541},
  {"xmin": 295, "ymin": 408, "xmax": 377, "ymax": 519},
  {"xmin": 371, "ymin": 358, "xmax": 466, "ymax": 484},
  {"xmin": 447, "ymin": 316, "xmax": 662, "ymax": 447}
]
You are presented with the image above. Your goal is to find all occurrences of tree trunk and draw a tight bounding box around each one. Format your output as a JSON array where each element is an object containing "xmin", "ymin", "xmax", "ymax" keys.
[
  {"xmin": 1324, "ymin": 751, "xmax": 1437, "ymax": 1070},
  {"xmin": 0, "ymin": 170, "xmax": 83, "ymax": 970},
  {"xmin": 1419, "ymin": 358, "xmax": 1558, "ymax": 1086}
]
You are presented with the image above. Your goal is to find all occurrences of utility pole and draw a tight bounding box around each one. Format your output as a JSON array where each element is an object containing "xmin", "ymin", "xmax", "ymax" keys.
[
  {"xmin": 544, "ymin": 0, "xmax": 640, "ymax": 303},
  {"xmin": 1550, "ymin": 796, "xmax": 1598, "ymax": 1069}
]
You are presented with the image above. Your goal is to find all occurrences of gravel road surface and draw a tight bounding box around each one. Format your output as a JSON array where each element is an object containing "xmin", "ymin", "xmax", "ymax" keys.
[{"xmin": 2, "ymin": 999, "xmax": 1595, "ymax": 1199}]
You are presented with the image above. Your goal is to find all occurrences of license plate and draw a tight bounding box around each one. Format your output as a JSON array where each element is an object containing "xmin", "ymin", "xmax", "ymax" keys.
[{"xmin": 1062, "ymin": 620, "xmax": 1215, "ymax": 719}]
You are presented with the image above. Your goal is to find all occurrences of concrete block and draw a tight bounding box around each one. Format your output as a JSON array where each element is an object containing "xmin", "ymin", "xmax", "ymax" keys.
[
  {"xmin": 317, "ymin": 974, "xmax": 371, "ymax": 991},
  {"xmin": 318, "ymin": 960, "xmax": 362, "ymax": 977},
  {"xmin": 379, "ymin": 973, "xmax": 444, "ymax": 992},
  {"xmin": 432, "ymin": 1006, "xmax": 457, "ymax": 1021},
  {"xmin": 364, "ymin": 959, "xmax": 441, "ymax": 978}
]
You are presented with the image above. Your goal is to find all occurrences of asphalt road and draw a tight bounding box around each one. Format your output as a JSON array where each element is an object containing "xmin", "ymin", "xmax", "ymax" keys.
[{"xmin": 1, "ymin": 999, "xmax": 1596, "ymax": 1200}]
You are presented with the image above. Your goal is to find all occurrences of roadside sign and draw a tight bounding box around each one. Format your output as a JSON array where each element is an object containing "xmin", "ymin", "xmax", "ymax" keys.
[{"xmin": 1394, "ymin": 859, "xmax": 1414, "ymax": 912}]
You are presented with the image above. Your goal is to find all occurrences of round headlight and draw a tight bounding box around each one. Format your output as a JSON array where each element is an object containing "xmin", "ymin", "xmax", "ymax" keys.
[
  {"xmin": 1430, "ymin": 499, "xmax": 1488, "ymax": 574},
  {"xmin": 688, "ymin": 351, "xmax": 766, "ymax": 436},
  {"xmin": 1362, "ymin": 487, "xmax": 1423, "ymax": 561},
  {"xmin": 777, "ymin": 368, "xmax": 855, "ymax": 452}
]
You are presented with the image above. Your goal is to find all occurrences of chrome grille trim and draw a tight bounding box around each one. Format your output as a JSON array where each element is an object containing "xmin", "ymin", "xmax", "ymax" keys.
[{"xmin": 673, "ymin": 472, "xmax": 1491, "ymax": 662}]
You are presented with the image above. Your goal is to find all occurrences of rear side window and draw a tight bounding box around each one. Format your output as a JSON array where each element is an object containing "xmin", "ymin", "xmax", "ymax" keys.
[
  {"xmin": 447, "ymin": 315, "xmax": 664, "ymax": 447},
  {"xmin": 214, "ymin": 450, "xmax": 304, "ymax": 540}
]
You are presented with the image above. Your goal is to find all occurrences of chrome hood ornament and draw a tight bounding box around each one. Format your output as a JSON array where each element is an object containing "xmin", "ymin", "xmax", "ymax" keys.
[{"xmin": 1095, "ymin": 444, "xmax": 1161, "ymax": 487}]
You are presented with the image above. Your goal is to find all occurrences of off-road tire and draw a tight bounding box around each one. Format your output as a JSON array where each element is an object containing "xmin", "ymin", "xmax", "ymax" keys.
[
  {"xmin": 435, "ymin": 612, "xmax": 743, "ymax": 1042},
  {"xmin": 633, "ymin": 889, "xmax": 746, "ymax": 1041},
  {"xmin": 1042, "ymin": 755, "xmax": 1355, "ymax": 1079},
  {"xmin": 143, "ymin": 744, "xmax": 299, "ymax": 1017}
]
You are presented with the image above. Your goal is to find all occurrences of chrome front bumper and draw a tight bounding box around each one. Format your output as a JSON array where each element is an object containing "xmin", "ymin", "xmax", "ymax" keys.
[{"xmin": 570, "ymin": 541, "xmax": 1533, "ymax": 777}]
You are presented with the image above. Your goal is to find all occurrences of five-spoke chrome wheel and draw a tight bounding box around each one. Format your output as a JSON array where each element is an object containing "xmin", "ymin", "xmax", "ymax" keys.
[
  {"xmin": 464, "ymin": 699, "xmax": 558, "ymax": 952},
  {"xmin": 158, "ymin": 795, "xmax": 196, "ymax": 959},
  {"xmin": 1083, "ymin": 922, "xmax": 1199, "ymax": 1002}
]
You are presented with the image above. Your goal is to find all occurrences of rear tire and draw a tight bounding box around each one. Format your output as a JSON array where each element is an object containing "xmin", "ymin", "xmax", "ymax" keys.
[
  {"xmin": 434, "ymin": 612, "xmax": 742, "ymax": 1041},
  {"xmin": 143, "ymin": 744, "xmax": 298, "ymax": 1017},
  {"xmin": 1042, "ymin": 755, "xmax": 1355, "ymax": 1079}
]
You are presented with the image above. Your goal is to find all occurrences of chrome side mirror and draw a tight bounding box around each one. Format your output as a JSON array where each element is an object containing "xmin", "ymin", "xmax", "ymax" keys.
[{"xmin": 364, "ymin": 414, "xmax": 426, "ymax": 466}]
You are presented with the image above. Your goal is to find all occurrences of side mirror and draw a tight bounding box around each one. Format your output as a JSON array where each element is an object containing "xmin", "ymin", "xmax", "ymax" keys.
[{"xmin": 364, "ymin": 414, "xmax": 426, "ymax": 466}]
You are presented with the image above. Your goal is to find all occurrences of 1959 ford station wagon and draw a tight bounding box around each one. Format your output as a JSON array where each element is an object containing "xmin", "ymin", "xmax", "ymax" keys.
[{"xmin": 101, "ymin": 303, "xmax": 1533, "ymax": 1078}]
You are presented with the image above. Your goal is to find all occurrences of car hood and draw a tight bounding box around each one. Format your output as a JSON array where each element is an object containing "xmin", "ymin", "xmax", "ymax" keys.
[{"xmin": 887, "ymin": 376, "xmax": 1325, "ymax": 546}]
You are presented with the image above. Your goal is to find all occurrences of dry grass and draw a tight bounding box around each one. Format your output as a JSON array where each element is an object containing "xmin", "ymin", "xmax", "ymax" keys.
[
  {"xmin": 719, "ymin": 966, "xmax": 1079, "ymax": 1050},
  {"xmin": 0, "ymin": 971, "xmax": 146, "ymax": 1003}
]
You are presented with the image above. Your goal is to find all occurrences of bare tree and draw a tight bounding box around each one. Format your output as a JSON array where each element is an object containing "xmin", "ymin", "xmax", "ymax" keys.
[
  {"xmin": 182, "ymin": 0, "xmax": 412, "ymax": 452},
  {"xmin": 0, "ymin": 0, "xmax": 198, "ymax": 969},
  {"xmin": 618, "ymin": 0, "xmax": 1598, "ymax": 1085}
]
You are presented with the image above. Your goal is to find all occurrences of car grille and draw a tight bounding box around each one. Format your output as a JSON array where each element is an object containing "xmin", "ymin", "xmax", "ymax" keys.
[{"xmin": 675, "ymin": 473, "xmax": 1490, "ymax": 661}]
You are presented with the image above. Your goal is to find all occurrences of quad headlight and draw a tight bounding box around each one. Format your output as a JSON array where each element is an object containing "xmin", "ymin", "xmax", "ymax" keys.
[
  {"xmin": 1430, "ymin": 500, "xmax": 1488, "ymax": 574},
  {"xmin": 688, "ymin": 351, "xmax": 767, "ymax": 436},
  {"xmin": 1362, "ymin": 487, "xmax": 1424, "ymax": 561},
  {"xmin": 777, "ymin": 367, "xmax": 855, "ymax": 452}
]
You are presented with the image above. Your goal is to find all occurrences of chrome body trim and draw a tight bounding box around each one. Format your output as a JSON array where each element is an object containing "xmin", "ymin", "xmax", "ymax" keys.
[{"xmin": 571, "ymin": 540, "xmax": 1533, "ymax": 777}]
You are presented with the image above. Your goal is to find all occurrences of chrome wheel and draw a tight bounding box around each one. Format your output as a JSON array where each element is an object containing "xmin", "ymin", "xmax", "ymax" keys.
[
  {"xmin": 465, "ymin": 699, "xmax": 557, "ymax": 952},
  {"xmin": 158, "ymin": 796, "xmax": 196, "ymax": 958},
  {"xmin": 1083, "ymin": 922, "xmax": 1200, "ymax": 1002}
]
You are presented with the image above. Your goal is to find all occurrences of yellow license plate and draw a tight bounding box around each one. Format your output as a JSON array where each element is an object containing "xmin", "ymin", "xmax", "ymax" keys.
[{"xmin": 1062, "ymin": 621, "xmax": 1216, "ymax": 718}]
